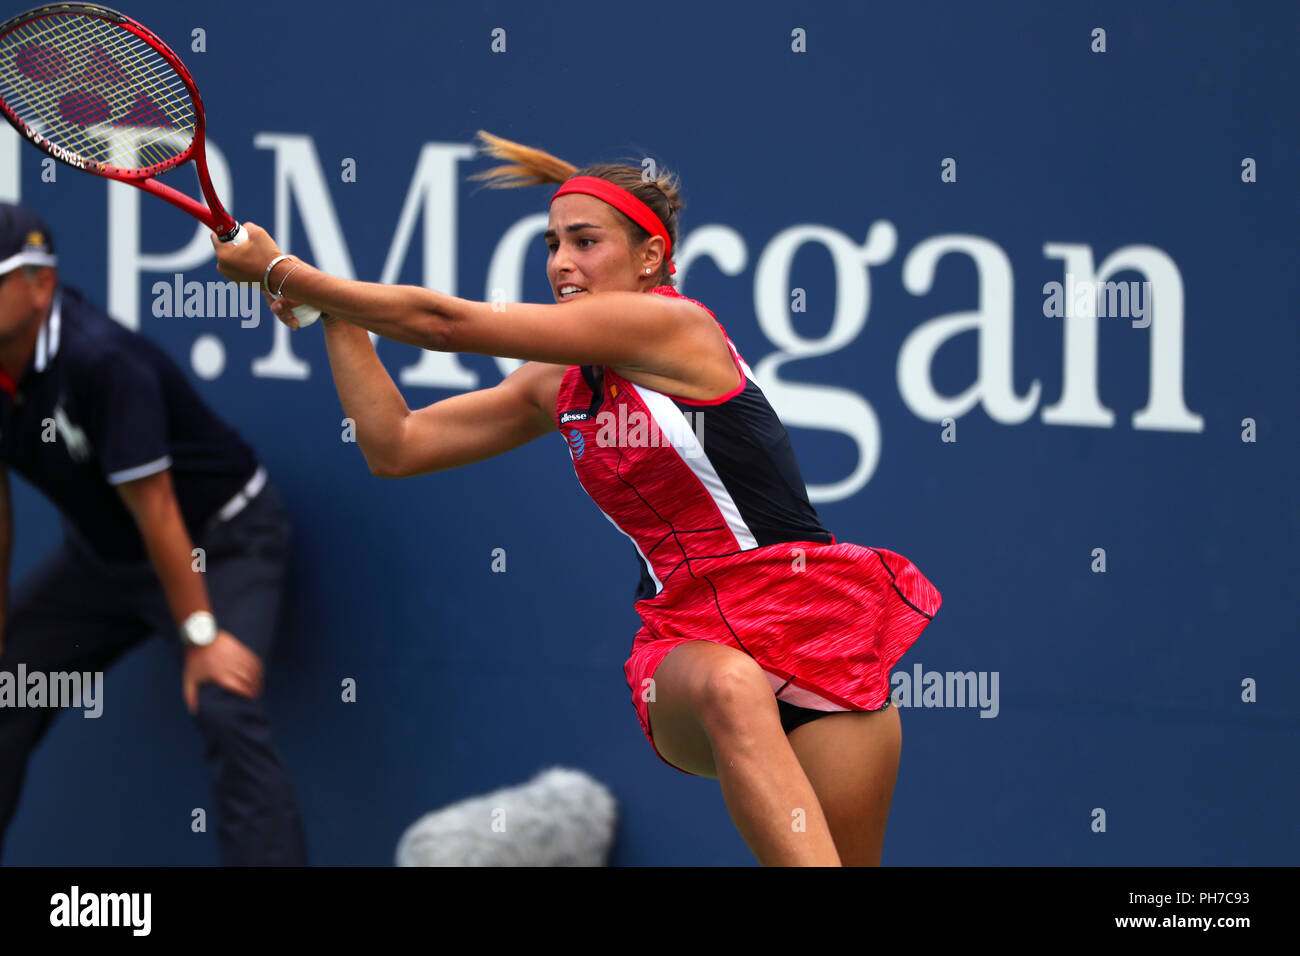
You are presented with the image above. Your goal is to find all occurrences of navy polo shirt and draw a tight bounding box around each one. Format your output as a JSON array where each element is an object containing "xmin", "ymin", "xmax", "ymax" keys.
[{"xmin": 0, "ymin": 285, "xmax": 260, "ymax": 563}]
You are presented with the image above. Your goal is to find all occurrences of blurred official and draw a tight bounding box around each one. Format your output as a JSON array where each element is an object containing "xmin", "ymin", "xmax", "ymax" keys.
[{"xmin": 0, "ymin": 202, "xmax": 306, "ymax": 865}]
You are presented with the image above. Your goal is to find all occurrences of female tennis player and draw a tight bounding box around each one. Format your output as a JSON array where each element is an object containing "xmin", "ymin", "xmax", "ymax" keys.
[{"xmin": 213, "ymin": 131, "xmax": 941, "ymax": 866}]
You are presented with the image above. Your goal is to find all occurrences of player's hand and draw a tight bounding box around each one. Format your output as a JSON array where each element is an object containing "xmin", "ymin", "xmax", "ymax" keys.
[
  {"xmin": 182, "ymin": 630, "xmax": 264, "ymax": 714},
  {"xmin": 210, "ymin": 221, "xmax": 281, "ymax": 285},
  {"xmin": 269, "ymin": 296, "xmax": 311, "ymax": 331}
]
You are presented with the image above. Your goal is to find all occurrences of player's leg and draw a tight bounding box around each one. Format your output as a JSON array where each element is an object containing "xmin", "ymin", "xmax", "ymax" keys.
[
  {"xmin": 786, "ymin": 703, "xmax": 902, "ymax": 866},
  {"xmin": 149, "ymin": 477, "xmax": 307, "ymax": 866},
  {"xmin": 0, "ymin": 542, "xmax": 148, "ymax": 861},
  {"xmin": 647, "ymin": 640, "xmax": 840, "ymax": 865}
]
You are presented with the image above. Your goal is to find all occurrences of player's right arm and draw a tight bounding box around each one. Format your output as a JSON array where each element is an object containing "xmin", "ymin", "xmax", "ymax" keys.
[{"xmin": 320, "ymin": 317, "xmax": 561, "ymax": 478}]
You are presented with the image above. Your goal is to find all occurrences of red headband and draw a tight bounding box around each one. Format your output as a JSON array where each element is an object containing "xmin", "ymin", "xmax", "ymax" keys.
[{"xmin": 550, "ymin": 175, "xmax": 676, "ymax": 274}]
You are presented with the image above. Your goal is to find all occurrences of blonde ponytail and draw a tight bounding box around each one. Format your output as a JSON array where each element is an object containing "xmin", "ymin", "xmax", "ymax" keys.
[{"xmin": 469, "ymin": 130, "xmax": 686, "ymax": 287}]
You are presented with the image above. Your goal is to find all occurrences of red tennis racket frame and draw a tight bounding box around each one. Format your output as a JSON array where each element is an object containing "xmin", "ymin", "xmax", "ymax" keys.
[{"xmin": 0, "ymin": 3, "xmax": 239, "ymax": 240}]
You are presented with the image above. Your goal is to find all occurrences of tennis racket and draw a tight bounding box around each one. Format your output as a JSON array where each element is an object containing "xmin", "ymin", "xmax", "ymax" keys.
[{"xmin": 0, "ymin": 3, "xmax": 319, "ymax": 326}]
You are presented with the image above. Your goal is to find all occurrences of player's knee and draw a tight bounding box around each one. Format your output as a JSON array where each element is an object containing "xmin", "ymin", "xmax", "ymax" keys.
[{"xmin": 695, "ymin": 657, "xmax": 774, "ymax": 738}]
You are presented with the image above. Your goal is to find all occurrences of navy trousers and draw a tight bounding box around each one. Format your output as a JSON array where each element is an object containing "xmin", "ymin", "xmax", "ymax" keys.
[{"xmin": 0, "ymin": 477, "xmax": 308, "ymax": 865}]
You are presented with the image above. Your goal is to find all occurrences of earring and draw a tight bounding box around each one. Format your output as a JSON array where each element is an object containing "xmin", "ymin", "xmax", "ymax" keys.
[{"xmin": 645, "ymin": 268, "xmax": 652, "ymax": 274}]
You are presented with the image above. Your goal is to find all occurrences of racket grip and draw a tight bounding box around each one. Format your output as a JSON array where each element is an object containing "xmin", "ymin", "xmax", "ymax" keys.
[{"xmin": 221, "ymin": 223, "xmax": 319, "ymax": 328}]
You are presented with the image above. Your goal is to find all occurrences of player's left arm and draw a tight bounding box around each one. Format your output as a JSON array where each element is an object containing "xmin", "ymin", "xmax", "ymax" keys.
[{"xmin": 319, "ymin": 283, "xmax": 713, "ymax": 370}]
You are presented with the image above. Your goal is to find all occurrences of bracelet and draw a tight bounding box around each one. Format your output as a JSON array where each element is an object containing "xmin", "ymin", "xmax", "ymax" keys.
[
  {"xmin": 262, "ymin": 254, "xmax": 295, "ymax": 295},
  {"xmin": 274, "ymin": 263, "xmax": 302, "ymax": 298}
]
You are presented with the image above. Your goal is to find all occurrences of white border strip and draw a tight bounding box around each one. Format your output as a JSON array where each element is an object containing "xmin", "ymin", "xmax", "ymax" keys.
[
  {"xmin": 106, "ymin": 454, "xmax": 172, "ymax": 485},
  {"xmin": 764, "ymin": 670, "xmax": 852, "ymax": 711},
  {"xmin": 567, "ymin": 450, "xmax": 665, "ymax": 595},
  {"xmin": 33, "ymin": 290, "xmax": 61, "ymax": 371},
  {"xmin": 217, "ymin": 465, "xmax": 268, "ymax": 522},
  {"xmin": 632, "ymin": 383, "xmax": 759, "ymax": 551},
  {"xmin": 0, "ymin": 251, "xmax": 56, "ymax": 274},
  {"xmin": 599, "ymin": 507, "xmax": 664, "ymax": 595}
]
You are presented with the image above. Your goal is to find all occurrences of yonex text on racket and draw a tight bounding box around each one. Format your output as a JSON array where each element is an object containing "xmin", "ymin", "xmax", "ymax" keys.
[{"xmin": 0, "ymin": 3, "xmax": 319, "ymax": 326}]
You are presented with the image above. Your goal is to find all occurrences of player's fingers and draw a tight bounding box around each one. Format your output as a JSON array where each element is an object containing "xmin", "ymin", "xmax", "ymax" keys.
[
  {"xmin": 239, "ymin": 652, "xmax": 265, "ymax": 694},
  {"xmin": 270, "ymin": 299, "xmax": 300, "ymax": 330},
  {"xmin": 210, "ymin": 237, "xmax": 235, "ymax": 280},
  {"xmin": 262, "ymin": 291, "xmax": 297, "ymax": 328},
  {"xmin": 217, "ymin": 667, "xmax": 257, "ymax": 700},
  {"xmin": 183, "ymin": 673, "xmax": 198, "ymax": 714},
  {"xmin": 218, "ymin": 633, "xmax": 263, "ymax": 694}
]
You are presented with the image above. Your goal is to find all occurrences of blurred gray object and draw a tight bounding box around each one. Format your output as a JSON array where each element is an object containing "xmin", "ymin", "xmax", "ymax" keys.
[{"xmin": 395, "ymin": 767, "xmax": 619, "ymax": 866}]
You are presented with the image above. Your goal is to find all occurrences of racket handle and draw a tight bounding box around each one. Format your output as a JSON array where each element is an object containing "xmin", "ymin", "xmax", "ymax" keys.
[
  {"xmin": 291, "ymin": 304, "xmax": 321, "ymax": 328},
  {"xmin": 221, "ymin": 224, "xmax": 320, "ymax": 328}
]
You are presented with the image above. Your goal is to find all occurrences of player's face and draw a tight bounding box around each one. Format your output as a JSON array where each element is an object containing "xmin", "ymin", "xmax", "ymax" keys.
[
  {"xmin": 0, "ymin": 266, "xmax": 54, "ymax": 340},
  {"xmin": 546, "ymin": 194, "xmax": 659, "ymax": 304}
]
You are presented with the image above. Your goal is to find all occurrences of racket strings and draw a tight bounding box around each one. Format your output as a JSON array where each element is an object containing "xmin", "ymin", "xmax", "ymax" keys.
[{"xmin": 0, "ymin": 12, "xmax": 196, "ymax": 171}]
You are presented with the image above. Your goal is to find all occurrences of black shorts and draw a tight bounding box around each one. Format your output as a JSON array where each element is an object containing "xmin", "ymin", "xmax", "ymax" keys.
[{"xmin": 777, "ymin": 696, "xmax": 892, "ymax": 734}]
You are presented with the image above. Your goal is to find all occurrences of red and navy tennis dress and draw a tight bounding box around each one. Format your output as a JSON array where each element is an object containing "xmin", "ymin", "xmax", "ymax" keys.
[{"xmin": 556, "ymin": 286, "xmax": 941, "ymax": 774}]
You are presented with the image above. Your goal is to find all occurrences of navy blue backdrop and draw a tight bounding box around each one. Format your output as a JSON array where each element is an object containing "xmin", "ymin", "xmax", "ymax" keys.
[{"xmin": 1, "ymin": 0, "xmax": 1295, "ymax": 865}]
